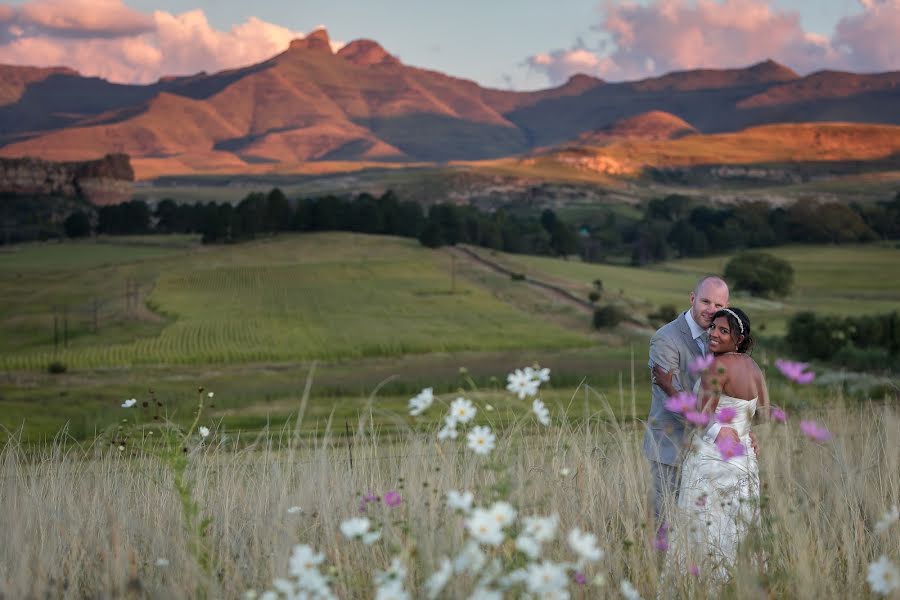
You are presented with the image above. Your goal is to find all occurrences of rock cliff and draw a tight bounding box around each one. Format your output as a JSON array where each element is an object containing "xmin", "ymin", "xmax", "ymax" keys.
[{"xmin": 0, "ymin": 153, "xmax": 134, "ymax": 205}]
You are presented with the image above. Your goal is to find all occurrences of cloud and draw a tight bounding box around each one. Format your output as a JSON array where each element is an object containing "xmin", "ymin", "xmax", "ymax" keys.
[
  {"xmin": 16, "ymin": 0, "xmax": 154, "ymax": 37},
  {"xmin": 833, "ymin": 0, "xmax": 900, "ymax": 72},
  {"xmin": 0, "ymin": 0, "xmax": 332, "ymax": 83},
  {"xmin": 526, "ymin": 0, "xmax": 899, "ymax": 85}
]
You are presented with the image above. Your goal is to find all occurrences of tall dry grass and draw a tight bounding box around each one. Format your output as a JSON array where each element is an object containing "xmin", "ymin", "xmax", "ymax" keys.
[{"xmin": 0, "ymin": 389, "xmax": 897, "ymax": 599}]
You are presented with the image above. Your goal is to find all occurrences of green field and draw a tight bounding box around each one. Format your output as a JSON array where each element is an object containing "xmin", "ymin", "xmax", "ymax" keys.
[
  {"xmin": 467, "ymin": 243, "xmax": 900, "ymax": 335},
  {"xmin": 2, "ymin": 232, "xmax": 896, "ymax": 441},
  {"xmin": 0, "ymin": 233, "xmax": 588, "ymax": 370}
]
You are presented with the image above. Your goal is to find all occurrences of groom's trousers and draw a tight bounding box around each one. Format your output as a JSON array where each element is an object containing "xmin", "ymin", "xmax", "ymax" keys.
[{"xmin": 649, "ymin": 460, "xmax": 680, "ymax": 525}]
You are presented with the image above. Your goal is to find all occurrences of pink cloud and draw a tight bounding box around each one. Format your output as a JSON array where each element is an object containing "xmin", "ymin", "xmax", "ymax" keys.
[
  {"xmin": 527, "ymin": 0, "xmax": 898, "ymax": 85},
  {"xmin": 16, "ymin": 0, "xmax": 154, "ymax": 37},
  {"xmin": 0, "ymin": 0, "xmax": 336, "ymax": 84},
  {"xmin": 833, "ymin": 0, "xmax": 900, "ymax": 72}
]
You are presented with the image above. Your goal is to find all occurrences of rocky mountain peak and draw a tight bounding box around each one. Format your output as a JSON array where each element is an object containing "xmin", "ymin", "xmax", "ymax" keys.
[
  {"xmin": 337, "ymin": 39, "xmax": 400, "ymax": 67},
  {"xmin": 288, "ymin": 28, "xmax": 332, "ymax": 53}
]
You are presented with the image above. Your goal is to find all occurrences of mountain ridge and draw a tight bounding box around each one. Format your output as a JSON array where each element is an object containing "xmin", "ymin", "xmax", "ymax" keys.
[{"xmin": 0, "ymin": 30, "xmax": 897, "ymax": 178}]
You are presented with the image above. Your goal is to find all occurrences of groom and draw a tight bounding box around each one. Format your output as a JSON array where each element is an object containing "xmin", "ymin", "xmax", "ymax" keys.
[{"xmin": 643, "ymin": 275, "xmax": 729, "ymax": 524}]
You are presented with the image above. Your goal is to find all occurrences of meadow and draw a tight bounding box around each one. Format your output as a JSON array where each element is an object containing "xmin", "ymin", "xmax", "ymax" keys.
[
  {"xmin": 1, "ymin": 378, "xmax": 897, "ymax": 599},
  {"xmin": 2, "ymin": 233, "xmax": 898, "ymax": 442},
  {"xmin": 464, "ymin": 242, "xmax": 900, "ymax": 335}
]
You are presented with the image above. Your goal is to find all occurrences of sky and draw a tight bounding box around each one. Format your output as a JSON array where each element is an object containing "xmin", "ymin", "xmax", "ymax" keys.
[{"xmin": 0, "ymin": 0, "xmax": 897, "ymax": 89}]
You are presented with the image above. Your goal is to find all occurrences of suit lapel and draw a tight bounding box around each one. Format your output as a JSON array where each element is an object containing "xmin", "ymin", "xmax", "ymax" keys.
[{"xmin": 678, "ymin": 313, "xmax": 701, "ymax": 359}]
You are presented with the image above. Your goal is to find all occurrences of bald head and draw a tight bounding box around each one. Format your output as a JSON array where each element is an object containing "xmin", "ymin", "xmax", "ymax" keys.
[{"xmin": 690, "ymin": 276, "xmax": 729, "ymax": 329}]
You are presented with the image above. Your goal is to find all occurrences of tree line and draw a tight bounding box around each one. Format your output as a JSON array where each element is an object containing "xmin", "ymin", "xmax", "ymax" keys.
[
  {"xmin": 59, "ymin": 188, "xmax": 900, "ymax": 263},
  {"xmin": 786, "ymin": 310, "xmax": 900, "ymax": 372},
  {"xmin": 622, "ymin": 193, "xmax": 900, "ymax": 265},
  {"xmin": 65, "ymin": 189, "xmax": 581, "ymax": 257}
]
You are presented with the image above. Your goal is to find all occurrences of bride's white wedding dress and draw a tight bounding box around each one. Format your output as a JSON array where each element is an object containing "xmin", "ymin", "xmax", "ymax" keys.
[{"xmin": 670, "ymin": 392, "xmax": 760, "ymax": 581}]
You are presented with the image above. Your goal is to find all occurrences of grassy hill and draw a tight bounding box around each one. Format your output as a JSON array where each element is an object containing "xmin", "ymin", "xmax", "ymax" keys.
[
  {"xmin": 2, "ymin": 233, "xmax": 896, "ymax": 441},
  {"xmin": 0, "ymin": 233, "xmax": 587, "ymax": 371},
  {"xmin": 461, "ymin": 242, "xmax": 900, "ymax": 336}
]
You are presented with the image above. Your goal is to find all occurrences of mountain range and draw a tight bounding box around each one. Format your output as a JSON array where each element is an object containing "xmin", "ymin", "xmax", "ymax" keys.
[{"xmin": 0, "ymin": 28, "xmax": 898, "ymax": 179}]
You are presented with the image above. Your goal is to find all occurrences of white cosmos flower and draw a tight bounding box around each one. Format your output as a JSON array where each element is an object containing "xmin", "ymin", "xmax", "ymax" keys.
[
  {"xmin": 450, "ymin": 397, "xmax": 477, "ymax": 423},
  {"xmin": 469, "ymin": 589, "xmax": 503, "ymax": 600},
  {"xmin": 447, "ymin": 489, "xmax": 474, "ymax": 512},
  {"xmin": 466, "ymin": 508, "xmax": 505, "ymax": 545},
  {"xmin": 155, "ymin": 557, "xmax": 169, "ymax": 567},
  {"xmin": 362, "ymin": 530, "xmax": 382, "ymax": 545},
  {"xmin": 874, "ymin": 504, "xmax": 899, "ymax": 534},
  {"xmin": 287, "ymin": 506, "xmax": 303, "ymax": 514},
  {"xmin": 488, "ymin": 501, "xmax": 516, "ymax": 527},
  {"xmin": 437, "ymin": 415, "xmax": 458, "ymax": 440},
  {"xmin": 532, "ymin": 398, "xmax": 551, "ymax": 426},
  {"xmin": 374, "ymin": 579, "xmax": 409, "ymax": 600},
  {"xmin": 207, "ymin": 391, "xmax": 214, "ymax": 398},
  {"xmin": 467, "ymin": 425, "xmax": 496, "ymax": 455},
  {"xmin": 408, "ymin": 387, "xmax": 434, "ymax": 416},
  {"xmin": 523, "ymin": 513, "xmax": 559, "ymax": 542},
  {"xmin": 288, "ymin": 544, "xmax": 324, "ymax": 577},
  {"xmin": 454, "ymin": 540, "xmax": 487, "ymax": 573},
  {"xmin": 620, "ymin": 579, "xmax": 642, "ymax": 600},
  {"xmin": 340, "ymin": 517, "xmax": 372, "ymax": 539},
  {"xmin": 515, "ymin": 535, "xmax": 541, "ymax": 559},
  {"xmin": 272, "ymin": 578, "xmax": 295, "ymax": 596},
  {"xmin": 568, "ymin": 528, "xmax": 604, "ymax": 562},
  {"xmin": 525, "ymin": 365, "xmax": 551, "ymax": 383},
  {"xmin": 469, "ymin": 589, "xmax": 502, "ymax": 600},
  {"xmin": 374, "ymin": 556, "xmax": 407, "ymax": 587},
  {"xmin": 507, "ymin": 369, "xmax": 540, "ymax": 399},
  {"xmin": 425, "ymin": 557, "xmax": 453, "ymax": 599},
  {"xmin": 199, "ymin": 426, "xmax": 210, "ymax": 439},
  {"xmin": 868, "ymin": 555, "xmax": 900, "ymax": 596},
  {"xmin": 121, "ymin": 398, "xmax": 137, "ymax": 408},
  {"xmin": 526, "ymin": 561, "xmax": 568, "ymax": 594}
]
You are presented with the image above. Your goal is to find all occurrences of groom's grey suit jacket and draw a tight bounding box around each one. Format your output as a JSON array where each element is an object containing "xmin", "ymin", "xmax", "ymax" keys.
[{"xmin": 642, "ymin": 312, "xmax": 704, "ymax": 466}]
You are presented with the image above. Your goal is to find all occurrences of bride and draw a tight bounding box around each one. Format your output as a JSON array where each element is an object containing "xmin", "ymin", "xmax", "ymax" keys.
[{"xmin": 670, "ymin": 307, "xmax": 770, "ymax": 582}]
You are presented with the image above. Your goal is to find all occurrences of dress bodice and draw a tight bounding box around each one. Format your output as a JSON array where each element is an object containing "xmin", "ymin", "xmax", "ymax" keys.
[{"xmin": 715, "ymin": 394, "xmax": 757, "ymax": 438}]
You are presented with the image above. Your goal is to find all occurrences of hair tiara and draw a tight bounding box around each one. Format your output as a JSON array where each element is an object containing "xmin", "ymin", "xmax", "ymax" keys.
[{"xmin": 721, "ymin": 308, "xmax": 744, "ymax": 334}]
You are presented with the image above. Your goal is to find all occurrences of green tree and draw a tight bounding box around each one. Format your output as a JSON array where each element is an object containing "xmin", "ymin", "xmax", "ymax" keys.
[
  {"xmin": 64, "ymin": 210, "xmax": 91, "ymax": 238},
  {"xmin": 724, "ymin": 251, "xmax": 794, "ymax": 298}
]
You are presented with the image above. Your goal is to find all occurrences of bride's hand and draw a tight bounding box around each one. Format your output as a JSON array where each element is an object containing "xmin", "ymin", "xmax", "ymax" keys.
[
  {"xmin": 651, "ymin": 364, "xmax": 676, "ymax": 396},
  {"xmin": 715, "ymin": 427, "xmax": 740, "ymax": 445}
]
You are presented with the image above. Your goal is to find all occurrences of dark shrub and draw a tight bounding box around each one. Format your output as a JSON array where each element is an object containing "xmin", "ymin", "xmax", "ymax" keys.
[{"xmin": 593, "ymin": 304, "xmax": 627, "ymax": 329}]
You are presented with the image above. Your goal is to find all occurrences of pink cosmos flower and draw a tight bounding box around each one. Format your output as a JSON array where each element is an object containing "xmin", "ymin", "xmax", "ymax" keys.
[
  {"xmin": 685, "ymin": 411, "xmax": 710, "ymax": 427},
  {"xmin": 775, "ymin": 359, "xmax": 815, "ymax": 384},
  {"xmin": 771, "ymin": 407, "xmax": 787, "ymax": 423},
  {"xmin": 654, "ymin": 523, "xmax": 669, "ymax": 552},
  {"xmin": 695, "ymin": 494, "xmax": 707, "ymax": 508},
  {"xmin": 688, "ymin": 354, "xmax": 715, "ymax": 374},
  {"xmin": 716, "ymin": 407, "xmax": 736, "ymax": 424},
  {"xmin": 688, "ymin": 565, "xmax": 700, "ymax": 577},
  {"xmin": 384, "ymin": 491, "xmax": 402, "ymax": 508},
  {"xmin": 799, "ymin": 420, "xmax": 832, "ymax": 442},
  {"xmin": 665, "ymin": 392, "xmax": 698, "ymax": 414},
  {"xmin": 715, "ymin": 436, "xmax": 746, "ymax": 460},
  {"xmin": 573, "ymin": 571, "xmax": 587, "ymax": 585}
]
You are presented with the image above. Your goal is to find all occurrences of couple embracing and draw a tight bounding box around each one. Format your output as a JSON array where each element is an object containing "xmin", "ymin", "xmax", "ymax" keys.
[{"xmin": 644, "ymin": 276, "xmax": 770, "ymax": 581}]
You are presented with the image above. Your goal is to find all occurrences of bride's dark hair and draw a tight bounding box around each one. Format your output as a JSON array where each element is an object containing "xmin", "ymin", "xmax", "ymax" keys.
[{"xmin": 712, "ymin": 307, "xmax": 754, "ymax": 353}]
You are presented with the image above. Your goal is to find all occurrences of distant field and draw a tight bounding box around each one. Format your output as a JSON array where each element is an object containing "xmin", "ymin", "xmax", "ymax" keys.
[
  {"xmin": 466, "ymin": 243, "xmax": 900, "ymax": 335},
  {"xmin": 0, "ymin": 233, "xmax": 588, "ymax": 370}
]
